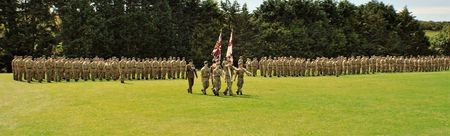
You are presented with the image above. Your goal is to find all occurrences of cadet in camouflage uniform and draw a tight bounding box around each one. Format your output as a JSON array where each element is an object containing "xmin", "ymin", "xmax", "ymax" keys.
[
  {"xmin": 105, "ymin": 59, "xmax": 113, "ymax": 81},
  {"xmin": 17, "ymin": 56, "xmax": 25, "ymax": 81},
  {"xmin": 223, "ymin": 60, "xmax": 236, "ymax": 96},
  {"xmin": 55, "ymin": 57, "xmax": 64, "ymax": 82},
  {"xmin": 259, "ymin": 57, "xmax": 266, "ymax": 77},
  {"xmin": 266, "ymin": 57, "xmax": 273, "ymax": 77},
  {"xmin": 74, "ymin": 58, "xmax": 82, "ymax": 82},
  {"xmin": 136, "ymin": 58, "xmax": 143, "ymax": 80},
  {"xmin": 81, "ymin": 58, "xmax": 90, "ymax": 81},
  {"xmin": 35, "ymin": 57, "xmax": 44, "ymax": 82},
  {"xmin": 12, "ymin": 56, "xmax": 17, "ymax": 80},
  {"xmin": 112, "ymin": 58, "xmax": 120, "ymax": 80},
  {"xmin": 143, "ymin": 58, "xmax": 150, "ymax": 80},
  {"xmin": 119, "ymin": 57, "xmax": 127, "ymax": 83},
  {"xmin": 169, "ymin": 57, "xmax": 175, "ymax": 79},
  {"xmin": 212, "ymin": 61, "xmax": 223, "ymax": 96},
  {"xmin": 25, "ymin": 57, "xmax": 34, "ymax": 83},
  {"xmin": 150, "ymin": 58, "xmax": 157, "ymax": 79},
  {"xmin": 180, "ymin": 57, "xmax": 187, "ymax": 79},
  {"xmin": 174, "ymin": 57, "xmax": 181, "ymax": 79},
  {"xmin": 186, "ymin": 60, "xmax": 197, "ymax": 94},
  {"xmin": 98, "ymin": 59, "xmax": 106, "ymax": 80},
  {"xmin": 245, "ymin": 58, "xmax": 251, "ymax": 72},
  {"xmin": 234, "ymin": 63, "xmax": 252, "ymax": 95},
  {"xmin": 200, "ymin": 61, "xmax": 211, "ymax": 95},
  {"xmin": 161, "ymin": 58, "xmax": 167, "ymax": 80},
  {"xmin": 251, "ymin": 58, "xmax": 258, "ymax": 76}
]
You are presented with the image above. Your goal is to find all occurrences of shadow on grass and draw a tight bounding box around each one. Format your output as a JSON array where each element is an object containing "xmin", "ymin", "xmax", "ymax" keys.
[{"xmin": 191, "ymin": 92, "xmax": 259, "ymax": 99}]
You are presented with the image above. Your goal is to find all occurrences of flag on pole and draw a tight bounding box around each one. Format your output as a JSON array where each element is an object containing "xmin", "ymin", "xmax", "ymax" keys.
[
  {"xmin": 226, "ymin": 30, "xmax": 233, "ymax": 64},
  {"xmin": 211, "ymin": 30, "xmax": 222, "ymax": 60}
]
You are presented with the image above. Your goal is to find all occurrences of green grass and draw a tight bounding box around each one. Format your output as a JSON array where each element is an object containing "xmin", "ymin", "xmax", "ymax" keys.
[
  {"xmin": 1, "ymin": 72, "xmax": 449, "ymax": 135},
  {"xmin": 425, "ymin": 30, "xmax": 440, "ymax": 38}
]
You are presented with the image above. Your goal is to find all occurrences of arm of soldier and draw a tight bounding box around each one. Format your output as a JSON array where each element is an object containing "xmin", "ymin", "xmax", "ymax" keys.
[
  {"xmin": 194, "ymin": 68, "xmax": 198, "ymax": 78},
  {"xmin": 232, "ymin": 66, "xmax": 238, "ymax": 71},
  {"xmin": 233, "ymin": 71, "xmax": 237, "ymax": 82},
  {"xmin": 244, "ymin": 68, "xmax": 253, "ymax": 76}
]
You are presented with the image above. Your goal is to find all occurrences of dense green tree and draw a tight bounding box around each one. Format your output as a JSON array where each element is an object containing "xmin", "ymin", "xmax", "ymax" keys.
[
  {"xmin": 1, "ymin": 0, "xmax": 58, "ymax": 72},
  {"xmin": 431, "ymin": 25, "xmax": 450, "ymax": 55}
]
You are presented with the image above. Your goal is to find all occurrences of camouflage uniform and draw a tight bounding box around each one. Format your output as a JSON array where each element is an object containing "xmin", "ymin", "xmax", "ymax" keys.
[
  {"xmin": 200, "ymin": 62, "xmax": 211, "ymax": 95},
  {"xmin": 212, "ymin": 63, "xmax": 223, "ymax": 96},
  {"xmin": 234, "ymin": 64, "xmax": 252, "ymax": 95}
]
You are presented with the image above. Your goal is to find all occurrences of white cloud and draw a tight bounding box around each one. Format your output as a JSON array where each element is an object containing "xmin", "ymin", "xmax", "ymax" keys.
[{"xmin": 410, "ymin": 7, "xmax": 450, "ymax": 14}]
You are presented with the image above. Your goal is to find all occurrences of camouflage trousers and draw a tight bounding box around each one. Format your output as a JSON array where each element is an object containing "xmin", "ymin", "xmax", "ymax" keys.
[{"xmin": 223, "ymin": 77, "xmax": 233, "ymax": 96}]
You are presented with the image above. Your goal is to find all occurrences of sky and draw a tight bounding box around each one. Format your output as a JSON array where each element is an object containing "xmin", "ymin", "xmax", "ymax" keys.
[{"xmin": 234, "ymin": 0, "xmax": 450, "ymax": 21}]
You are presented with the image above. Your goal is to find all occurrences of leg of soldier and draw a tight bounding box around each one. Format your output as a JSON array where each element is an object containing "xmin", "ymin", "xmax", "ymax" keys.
[
  {"xmin": 136, "ymin": 69, "xmax": 141, "ymax": 80},
  {"xmin": 202, "ymin": 80, "xmax": 209, "ymax": 95},
  {"xmin": 91, "ymin": 70, "xmax": 95, "ymax": 81},
  {"xmin": 237, "ymin": 78, "xmax": 244, "ymax": 95},
  {"xmin": 127, "ymin": 69, "xmax": 131, "ymax": 80},
  {"xmin": 167, "ymin": 69, "xmax": 171, "ymax": 79},
  {"xmin": 213, "ymin": 79, "xmax": 221, "ymax": 96},
  {"xmin": 133, "ymin": 69, "xmax": 137, "ymax": 79},
  {"xmin": 120, "ymin": 70, "xmax": 125, "ymax": 83},
  {"xmin": 18, "ymin": 69, "xmax": 23, "ymax": 81},
  {"xmin": 75, "ymin": 70, "xmax": 79, "ymax": 82},
  {"xmin": 187, "ymin": 78, "xmax": 194, "ymax": 94},
  {"xmin": 47, "ymin": 70, "xmax": 52, "ymax": 83},
  {"xmin": 86, "ymin": 70, "xmax": 90, "ymax": 81},
  {"xmin": 140, "ymin": 69, "xmax": 143, "ymax": 80},
  {"xmin": 152, "ymin": 69, "xmax": 156, "ymax": 80},
  {"xmin": 13, "ymin": 68, "xmax": 17, "ymax": 80},
  {"xmin": 224, "ymin": 80, "xmax": 233, "ymax": 96},
  {"xmin": 26, "ymin": 69, "xmax": 32, "ymax": 83}
]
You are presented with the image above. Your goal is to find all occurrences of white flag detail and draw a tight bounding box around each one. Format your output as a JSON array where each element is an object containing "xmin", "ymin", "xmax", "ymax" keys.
[{"xmin": 226, "ymin": 30, "xmax": 233, "ymax": 63}]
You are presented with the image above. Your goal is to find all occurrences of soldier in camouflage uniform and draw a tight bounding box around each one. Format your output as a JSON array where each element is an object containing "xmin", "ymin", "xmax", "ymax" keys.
[
  {"xmin": 136, "ymin": 58, "xmax": 143, "ymax": 80},
  {"xmin": 82, "ymin": 58, "xmax": 90, "ymax": 81},
  {"xmin": 212, "ymin": 61, "xmax": 223, "ymax": 96},
  {"xmin": 17, "ymin": 56, "xmax": 25, "ymax": 81},
  {"xmin": 251, "ymin": 58, "xmax": 258, "ymax": 76},
  {"xmin": 36, "ymin": 57, "xmax": 45, "ymax": 83},
  {"xmin": 259, "ymin": 57, "xmax": 266, "ymax": 77},
  {"xmin": 200, "ymin": 61, "xmax": 211, "ymax": 95},
  {"xmin": 180, "ymin": 57, "xmax": 187, "ymax": 79},
  {"xmin": 25, "ymin": 57, "xmax": 34, "ymax": 83},
  {"xmin": 174, "ymin": 57, "xmax": 180, "ymax": 79},
  {"xmin": 223, "ymin": 60, "xmax": 236, "ymax": 96},
  {"xmin": 119, "ymin": 57, "xmax": 127, "ymax": 83},
  {"xmin": 112, "ymin": 58, "xmax": 120, "ymax": 80},
  {"xmin": 12, "ymin": 56, "xmax": 17, "ymax": 80},
  {"xmin": 245, "ymin": 58, "xmax": 251, "ymax": 72},
  {"xmin": 186, "ymin": 60, "xmax": 197, "ymax": 94},
  {"xmin": 234, "ymin": 63, "xmax": 252, "ymax": 95},
  {"xmin": 266, "ymin": 57, "xmax": 273, "ymax": 77}
]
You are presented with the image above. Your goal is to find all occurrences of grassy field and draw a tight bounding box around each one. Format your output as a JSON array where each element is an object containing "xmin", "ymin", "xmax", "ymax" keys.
[{"xmin": 0, "ymin": 72, "xmax": 449, "ymax": 135}]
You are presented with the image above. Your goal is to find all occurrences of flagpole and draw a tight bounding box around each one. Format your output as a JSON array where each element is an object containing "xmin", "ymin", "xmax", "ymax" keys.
[{"xmin": 227, "ymin": 29, "xmax": 233, "ymax": 80}]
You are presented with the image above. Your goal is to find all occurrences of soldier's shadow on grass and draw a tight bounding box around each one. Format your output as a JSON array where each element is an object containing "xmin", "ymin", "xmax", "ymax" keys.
[{"xmin": 192, "ymin": 93, "xmax": 259, "ymax": 99}]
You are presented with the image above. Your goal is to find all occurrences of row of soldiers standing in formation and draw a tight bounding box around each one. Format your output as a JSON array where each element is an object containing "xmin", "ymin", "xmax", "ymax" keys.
[
  {"xmin": 239, "ymin": 55, "xmax": 450, "ymax": 77},
  {"xmin": 11, "ymin": 56, "xmax": 190, "ymax": 83}
]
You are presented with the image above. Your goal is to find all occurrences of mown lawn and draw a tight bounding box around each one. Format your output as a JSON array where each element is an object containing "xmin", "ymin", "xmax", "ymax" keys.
[{"xmin": 0, "ymin": 71, "xmax": 449, "ymax": 135}]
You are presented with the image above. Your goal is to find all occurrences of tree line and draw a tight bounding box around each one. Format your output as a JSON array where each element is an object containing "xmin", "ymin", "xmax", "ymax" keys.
[{"xmin": 0, "ymin": 0, "xmax": 444, "ymax": 72}]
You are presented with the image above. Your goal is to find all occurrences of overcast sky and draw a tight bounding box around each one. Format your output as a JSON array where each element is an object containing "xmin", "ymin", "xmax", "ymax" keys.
[{"xmin": 234, "ymin": 0, "xmax": 450, "ymax": 21}]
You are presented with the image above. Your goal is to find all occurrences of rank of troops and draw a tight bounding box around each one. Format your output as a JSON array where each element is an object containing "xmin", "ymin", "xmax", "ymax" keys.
[
  {"xmin": 11, "ymin": 56, "xmax": 189, "ymax": 83},
  {"xmin": 238, "ymin": 55, "xmax": 450, "ymax": 77}
]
